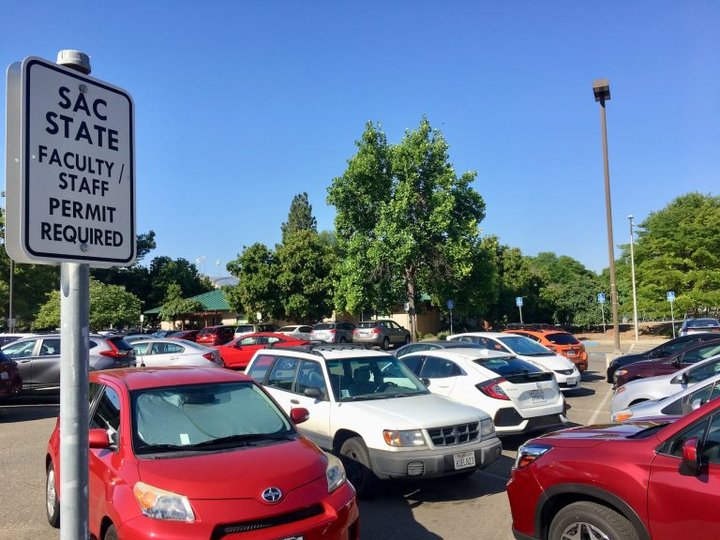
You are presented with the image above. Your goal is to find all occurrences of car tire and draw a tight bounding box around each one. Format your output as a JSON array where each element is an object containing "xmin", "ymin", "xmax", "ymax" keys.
[
  {"xmin": 549, "ymin": 501, "xmax": 639, "ymax": 540},
  {"xmin": 104, "ymin": 524, "xmax": 119, "ymax": 540},
  {"xmin": 46, "ymin": 461, "xmax": 60, "ymax": 528},
  {"xmin": 404, "ymin": 334, "xmax": 411, "ymax": 345},
  {"xmin": 339, "ymin": 336, "xmax": 347, "ymax": 343},
  {"xmin": 382, "ymin": 337, "xmax": 390, "ymax": 350},
  {"xmin": 339, "ymin": 437, "xmax": 377, "ymax": 498}
]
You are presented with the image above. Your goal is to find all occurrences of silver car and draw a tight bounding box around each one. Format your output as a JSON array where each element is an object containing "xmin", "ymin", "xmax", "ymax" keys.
[
  {"xmin": 352, "ymin": 320, "xmax": 411, "ymax": 350},
  {"xmin": 310, "ymin": 321, "xmax": 355, "ymax": 343},
  {"xmin": 1, "ymin": 334, "xmax": 135, "ymax": 394}
]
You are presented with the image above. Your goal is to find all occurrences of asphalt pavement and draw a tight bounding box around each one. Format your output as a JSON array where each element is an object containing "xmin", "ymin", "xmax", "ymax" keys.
[{"xmin": 0, "ymin": 340, "xmax": 653, "ymax": 540}]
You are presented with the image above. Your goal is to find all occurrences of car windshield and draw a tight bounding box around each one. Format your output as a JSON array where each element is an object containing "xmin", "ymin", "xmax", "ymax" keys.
[
  {"xmin": 546, "ymin": 333, "xmax": 580, "ymax": 345},
  {"xmin": 497, "ymin": 335, "xmax": 554, "ymax": 356},
  {"xmin": 131, "ymin": 382, "xmax": 294, "ymax": 455},
  {"xmin": 325, "ymin": 356, "xmax": 428, "ymax": 402},
  {"xmin": 686, "ymin": 319, "xmax": 720, "ymax": 328}
]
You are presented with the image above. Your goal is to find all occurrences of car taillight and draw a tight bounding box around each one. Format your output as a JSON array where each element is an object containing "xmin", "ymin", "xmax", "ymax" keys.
[
  {"xmin": 202, "ymin": 352, "xmax": 214, "ymax": 361},
  {"xmin": 100, "ymin": 341, "xmax": 131, "ymax": 359},
  {"xmin": 476, "ymin": 377, "xmax": 510, "ymax": 400},
  {"xmin": 329, "ymin": 329, "xmax": 336, "ymax": 334},
  {"xmin": 372, "ymin": 328, "xmax": 381, "ymax": 334}
]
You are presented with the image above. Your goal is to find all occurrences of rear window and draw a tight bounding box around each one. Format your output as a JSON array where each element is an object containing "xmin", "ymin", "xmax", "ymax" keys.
[
  {"xmin": 687, "ymin": 319, "xmax": 720, "ymax": 328},
  {"xmin": 357, "ymin": 322, "xmax": 379, "ymax": 329},
  {"xmin": 473, "ymin": 356, "xmax": 544, "ymax": 376},
  {"xmin": 277, "ymin": 326, "xmax": 296, "ymax": 332},
  {"xmin": 235, "ymin": 325, "xmax": 255, "ymax": 333},
  {"xmin": 313, "ymin": 323, "xmax": 335, "ymax": 330},
  {"xmin": 198, "ymin": 328, "xmax": 211, "ymax": 335},
  {"xmin": 108, "ymin": 336, "xmax": 133, "ymax": 351},
  {"xmin": 546, "ymin": 333, "xmax": 580, "ymax": 345}
]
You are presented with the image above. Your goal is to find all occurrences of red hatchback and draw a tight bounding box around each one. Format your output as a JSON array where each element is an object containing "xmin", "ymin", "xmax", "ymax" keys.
[
  {"xmin": 45, "ymin": 368, "xmax": 358, "ymax": 539},
  {"xmin": 196, "ymin": 325, "xmax": 235, "ymax": 346},
  {"xmin": 218, "ymin": 332, "xmax": 309, "ymax": 370},
  {"xmin": 507, "ymin": 398, "xmax": 720, "ymax": 540}
]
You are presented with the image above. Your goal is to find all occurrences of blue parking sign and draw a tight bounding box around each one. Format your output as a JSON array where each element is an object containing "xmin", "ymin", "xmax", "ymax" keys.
[
  {"xmin": 447, "ymin": 299, "xmax": 454, "ymax": 310},
  {"xmin": 667, "ymin": 291, "xmax": 675, "ymax": 302},
  {"xmin": 597, "ymin": 293, "xmax": 606, "ymax": 304},
  {"xmin": 515, "ymin": 296, "xmax": 523, "ymax": 307}
]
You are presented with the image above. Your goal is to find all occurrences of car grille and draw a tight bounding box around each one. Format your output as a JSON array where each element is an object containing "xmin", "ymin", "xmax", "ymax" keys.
[
  {"xmin": 427, "ymin": 422, "xmax": 480, "ymax": 446},
  {"xmin": 211, "ymin": 504, "xmax": 324, "ymax": 539}
]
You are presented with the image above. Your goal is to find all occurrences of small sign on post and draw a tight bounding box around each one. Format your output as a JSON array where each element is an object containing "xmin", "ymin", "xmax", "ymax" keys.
[
  {"xmin": 447, "ymin": 299, "xmax": 454, "ymax": 335},
  {"xmin": 597, "ymin": 292, "xmax": 606, "ymax": 304},
  {"xmin": 667, "ymin": 291, "xmax": 676, "ymax": 338},
  {"xmin": 515, "ymin": 296, "xmax": 524, "ymax": 323}
]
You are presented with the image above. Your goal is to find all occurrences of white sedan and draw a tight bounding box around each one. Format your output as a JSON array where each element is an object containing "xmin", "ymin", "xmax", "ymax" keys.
[
  {"xmin": 447, "ymin": 332, "xmax": 581, "ymax": 392},
  {"xmin": 611, "ymin": 353, "xmax": 720, "ymax": 413},
  {"xmin": 275, "ymin": 325, "xmax": 313, "ymax": 341},
  {"xmin": 131, "ymin": 338, "xmax": 223, "ymax": 368},
  {"xmin": 611, "ymin": 372, "xmax": 720, "ymax": 423},
  {"xmin": 399, "ymin": 348, "xmax": 566, "ymax": 435}
]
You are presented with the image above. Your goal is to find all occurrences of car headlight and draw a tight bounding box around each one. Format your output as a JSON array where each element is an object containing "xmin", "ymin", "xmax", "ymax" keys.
[
  {"xmin": 383, "ymin": 429, "xmax": 427, "ymax": 447},
  {"xmin": 480, "ymin": 418, "xmax": 495, "ymax": 437},
  {"xmin": 133, "ymin": 482, "xmax": 195, "ymax": 522},
  {"xmin": 611, "ymin": 409, "xmax": 633, "ymax": 423},
  {"xmin": 325, "ymin": 452, "xmax": 347, "ymax": 493},
  {"xmin": 513, "ymin": 443, "xmax": 552, "ymax": 470}
]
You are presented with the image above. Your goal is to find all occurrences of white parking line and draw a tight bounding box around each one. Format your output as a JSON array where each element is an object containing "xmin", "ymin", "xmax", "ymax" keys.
[{"xmin": 588, "ymin": 386, "xmax": 614, "ymax": 425}]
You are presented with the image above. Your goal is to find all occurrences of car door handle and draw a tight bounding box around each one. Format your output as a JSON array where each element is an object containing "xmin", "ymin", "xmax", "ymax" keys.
[{"xmin": 290, "ymin": 399, "xmax": 300, "ymax": 405}]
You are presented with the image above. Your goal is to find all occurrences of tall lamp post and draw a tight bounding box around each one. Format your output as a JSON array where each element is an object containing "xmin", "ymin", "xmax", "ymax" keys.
[
  {"xmin": 628, "ymin": 215, "xmax": 639, "ymax": 342},
  {"xmin": 593, "ymin": 79, "xmax": 621, "ymax": 354}
]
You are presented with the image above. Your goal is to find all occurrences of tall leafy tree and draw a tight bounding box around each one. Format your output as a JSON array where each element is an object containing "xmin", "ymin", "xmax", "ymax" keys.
[
  {"xmin": 225, "ymin": 243, "xmax": 280, "ymax": 321},
  {"xmin": 627, "ymin": 193, "xmax": 720, "ymax": 317},
  {"xmin": 159, "ymin": 282, "xmax": 204, "ymax": 328},
  {"xmin": 35, "ymin": 278, "xmax": 142, "ymax": 331},
  {"xmin": 146, "ymin": 256, "xmax": 213, "ymax": 309},
  {"xmin": 281, "ymin": 193, "xmax": 317, "ymax": 243}
]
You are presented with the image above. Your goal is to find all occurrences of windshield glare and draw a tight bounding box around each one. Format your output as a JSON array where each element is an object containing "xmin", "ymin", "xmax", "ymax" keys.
[
  {"xmin": 498, "ymin": 335, "xmax": 554, "ymax": 356},
  {"xmin": 131, "ymin": 382, "xmax": 292, "ymax": 454},
  {"xmin": 325, "ymin": 356, "xmax": 428, "ymax": 402}
]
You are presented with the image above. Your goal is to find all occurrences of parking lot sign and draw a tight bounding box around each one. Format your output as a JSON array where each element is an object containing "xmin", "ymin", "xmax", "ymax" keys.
[
  {"xmin": 597, "ymin": 292, "xmax": 606, "ymax": 304},
  {"xmin": 515, "ymin": 296, "xmax": 523, "ymax": 307},
  {"xmin": 667, "ymin": 291, "xmax": 675, "ymax": 303},
  {"xmin": 5, "ymin": 56, "xmax": 135, "ymax": 267}
]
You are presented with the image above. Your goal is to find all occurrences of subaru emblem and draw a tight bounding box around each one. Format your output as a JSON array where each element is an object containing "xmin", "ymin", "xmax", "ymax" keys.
[{"xmin": 261, "ymin": 487, "xmax": 283, "ymax": 503}]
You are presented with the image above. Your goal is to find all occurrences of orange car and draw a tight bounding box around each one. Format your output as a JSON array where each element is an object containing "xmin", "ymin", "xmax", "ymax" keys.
[{"xmin": 503, "ymin": 325, "xmax": 588, "ymax": 372}]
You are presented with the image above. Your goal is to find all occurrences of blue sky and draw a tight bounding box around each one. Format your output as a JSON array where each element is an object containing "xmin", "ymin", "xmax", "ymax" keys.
[{"xmin": 2, "ymin": 1, "xmax": 719, "ymax": 274}]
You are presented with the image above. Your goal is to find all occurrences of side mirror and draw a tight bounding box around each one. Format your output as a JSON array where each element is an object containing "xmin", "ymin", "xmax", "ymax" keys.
[
  {"xmin": 421, "ymin": 377, "xmax": 431, "ymax": 387},
  {"xmin": 680, "ymin": 437, "xmax": 702, "ymax": 476},
  {"xmin": 303, "ymin": 387, "xmax": 323, "ymax": 399},
  {"xmin": 88, "ymin": 428, "xmax": 111, "ymax": 449},
  {"xmin": 671, "ymin": 356, "xmax": 682, "ymax": 367},
  {"xmin": 290, "ymin": 407, "xmax": 309, "ymax": 425}
]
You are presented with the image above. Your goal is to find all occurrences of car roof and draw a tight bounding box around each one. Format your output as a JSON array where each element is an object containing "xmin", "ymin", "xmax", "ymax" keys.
[
  {"xmin": 450, "ymin": 332, "xmax": 509, "ymax": 339},
  {"xmin": 402, "ymin": 348, "xmax": 513, "ymax": 362},
  {"xmin": 91, "ymin": 366, "xmax": 251, "ymax": 390},
  {"xmin": 260, "ymin": 345, "xmax": 393, "ymax": 361}
]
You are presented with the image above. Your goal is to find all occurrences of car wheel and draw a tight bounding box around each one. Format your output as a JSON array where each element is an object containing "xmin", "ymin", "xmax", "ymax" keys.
[
  {"xmin": 339, "ymin": 336, "xmax": 346, "ymax": 343},
  {"xmin": 46, "ymin": 461, "xmax": 60, "ymax": 528},
  {"xmin": 549, "ymin": 501, "xmax": 639, "ymax": 540},
  {"xmin": 104, "ymin": 524, "xmax": 119, "ymax": 540},
  {"xmin": 381, "ymin": 337, "xmax": 390, "ymax": 350},
  {"xmin": 404, "ymin": 334, "xmax": 411, "ymax": 345},
  {"xmin": 339, "ymin": 437, "xmax": 377, "ymax": 498}
]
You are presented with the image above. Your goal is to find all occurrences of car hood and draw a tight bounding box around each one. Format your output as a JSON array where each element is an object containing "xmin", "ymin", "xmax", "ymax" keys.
[
  {"xmin": 343, "ymin": 393, "xmax": 489, "ymax": 428},
  {"xmin": 620, "ymin": 357, "xmax": 673, "ymax": 372},
  {"xmin": 515, "ymin": 353, "xmax": 575, "ymax": 370},
  {"xmin": 135, "ymin": 437, "xmax": 326, "ymax": 500},
  {"xmin": 610, "ymin": 352, "xmax": 648, "ymax": 367},
  {"xmin": 534, "ymin": 419, "xmax": 674, "ymax": 447}
]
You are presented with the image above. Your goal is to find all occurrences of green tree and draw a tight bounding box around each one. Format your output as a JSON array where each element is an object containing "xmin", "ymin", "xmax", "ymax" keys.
[
  {"xmin": 225, "ymin": 243, "xmax": 280, "ymax": 321},
  {"xmin": 146, "ymin": 256, "xmax": 213, "ymax": 309},
  {"xmin": 275, "ymin": 230, "xmax": 335, "ymax": 323},
  {"xmin": 627, "ymin": 193, "xmax": 720, "ymax": 318},
  {"xmin": 159, "ymin": 282, "xmax": 204, "ymax": 327},
  {"xmin": 281, "ymin": 193, "xmax": 317, "ymax": 243},
  {"xmin": 328, "ymin": 119, "xmax": 488, "ymax": 336},
  {"xmin": 34, "ymin": 279, "xmax": 142, "ymax": 331}
]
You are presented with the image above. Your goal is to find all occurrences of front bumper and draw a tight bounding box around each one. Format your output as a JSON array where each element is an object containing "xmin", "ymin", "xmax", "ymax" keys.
[{"xmin": 367, "ymin": 436, "xmax": 502, "ymax": 479}]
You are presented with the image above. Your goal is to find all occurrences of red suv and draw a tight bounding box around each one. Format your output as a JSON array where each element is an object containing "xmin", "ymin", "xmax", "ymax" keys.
[
  {"xmin": 507, "ymin": 398, "xmax": 720, "ymax": 540},
  {"xmin": 46, "ymin": 367, "xmax": 359, "ymax": 539},
  {"xmin": 196, "ymin": 325, "xmax": 235, "ymax": 346}
]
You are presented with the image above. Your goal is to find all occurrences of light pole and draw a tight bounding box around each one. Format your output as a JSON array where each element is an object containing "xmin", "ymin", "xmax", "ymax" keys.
[
  {"xmin": 593, "ymin": 79, "xmax": 621, "ymax": 354},
  {"xmin": 628, "ymin": 215, "xmax": 639, "ymax": 342}
]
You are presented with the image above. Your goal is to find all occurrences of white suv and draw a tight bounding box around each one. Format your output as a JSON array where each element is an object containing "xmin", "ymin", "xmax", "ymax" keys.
[
  {"xmin": 245, "ymin": 344, "xmax": 503, "ymax": 496},
  {"xmin": 399, "ymin": 348, "xmax": 566, "ymax": 435}
]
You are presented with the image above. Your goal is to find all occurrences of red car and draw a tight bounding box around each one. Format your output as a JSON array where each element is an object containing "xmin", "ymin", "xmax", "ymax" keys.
[
  {"xmin": 507, "ymin": 398, "xmax": 720, "ymax": 540},
  {"xmin": 614, "ymin": 338, "xmax": 720, "ymax": 388},
  {"xmin": 0, "ymin": 351, "xmax": 21, "ymax": 400},
  {"xmin": 218, "ymin": 332, "xmax": 308, "ymax": 370},
  {"xmin": 171, "ymin": 329, "xmax": 199, "ymax": 342},
  {"xmin": 45, "ymin": 367, "xmax": 359, "ymax": 539},
  {"xmin": 196, "ymin": 325, "xmax": 235, "ymax": 346}
]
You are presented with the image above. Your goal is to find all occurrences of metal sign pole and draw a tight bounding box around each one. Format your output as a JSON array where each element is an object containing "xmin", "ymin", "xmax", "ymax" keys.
[
  {"xmin": 670, "ymin": 301, "xmax": 676, "ymax": 339},
  {"xmin": 60, "ymin": 262, "xmax": 90, "ymax": 540},
  {"xmin": 601, "ymin": 303, "xmax": 606, "ymax": 333},
  {"xmin": 449, "ymin": 308, "xmax": 453, "ymax": 335},
  {"xmin": 519, "ymin": 305, "xmax": 523, "ymax": 324}
]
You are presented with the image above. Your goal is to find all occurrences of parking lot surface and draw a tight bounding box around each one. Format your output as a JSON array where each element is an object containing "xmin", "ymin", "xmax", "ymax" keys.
[{"xmin": 0, "ymin": 343, "xmax": 640, "ymax": 539}]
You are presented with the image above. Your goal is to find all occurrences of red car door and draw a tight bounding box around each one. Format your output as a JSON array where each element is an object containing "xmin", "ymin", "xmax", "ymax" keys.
[
  {"xmin": 219, "ymin": 336, "xmax": 262, "ymax": 369},
  {"xmin": 647, "ymin": 413, "xmax": 720, "ymax": 539}
]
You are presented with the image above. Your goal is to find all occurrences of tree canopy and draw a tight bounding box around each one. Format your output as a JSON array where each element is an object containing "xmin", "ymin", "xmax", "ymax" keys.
[{"xmin": 281, "ymin": 192, "xmax": 317, "ymax": 243}]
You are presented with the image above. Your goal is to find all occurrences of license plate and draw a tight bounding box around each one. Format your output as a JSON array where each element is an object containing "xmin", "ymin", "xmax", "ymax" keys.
[
  {"xmin": 566, "ymin": 378, "xmax": 579, "ymax": 387},
  {"xmin": 453, "ymin": 451, "xmax": 476, "ymax": 470},
  {"xmin": 529, "ymin": 389, "xmax": 546, "ymax": 403}
]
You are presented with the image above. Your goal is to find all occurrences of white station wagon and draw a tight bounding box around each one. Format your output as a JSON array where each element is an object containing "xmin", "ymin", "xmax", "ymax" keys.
[{"xmin": 246, "ymin": 344, "xmax": 503, "ymax": 496}]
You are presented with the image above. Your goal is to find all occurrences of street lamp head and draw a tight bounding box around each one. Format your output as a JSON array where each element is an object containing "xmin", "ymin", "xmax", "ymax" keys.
[
  {"xmin": 593, "ymin": 79, "xmax": 611, "ymax": 103},
  {"xmin": 628, "ymin": 214, "xmax": 634, "ymax": 220}
]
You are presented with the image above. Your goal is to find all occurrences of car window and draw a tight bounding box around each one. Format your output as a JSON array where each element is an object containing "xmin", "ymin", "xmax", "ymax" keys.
[
  {"xmin": 497, "ymin": 336, "xmax": 552, "ymax": 356},
  {"xmin": 679, "ymin": 383, "xmax": 715, "ymax": 414},
  {"xmin": 313, "ymin": 323, "xmax": 334, "ymax": 330},
  {"xmin": 703, "ymin": 413, "xmax": 720, "ymax": 463},
  {"xmin": 277, "ymin": 326, "xmax": 294, "ymax": 332},
  {"xmin": 40, "ymin": 338, "xmax": 61, "ymax": 356},
  {"xmin": 266, "ymin": 357, "xmax": 300, "ymax": 391},
  {"xmin": 687, "ymin": 359, "xmax": 720, "ymax": 384},
  {"xmin": 474, "ymin": 356, "xmax": 545, "ymax": 376},
  {"xmin": 663, "ymin": 417, "xmax": 709, "ymax": 458},
  {"xmin": 299, "ymin": 326, "xmax": 312, "ymax": 333},
  {"xmin": 296, "ymin": 360, "xmax": 328, "ymax": 400},
  {"xmin": 90, "ymin": 386, "xmax": 122, "ymax": 437},
  {"xmin": 246, "ymin": 354, "xmax": 275, "ymax": 383},
  {"xmin": 132, "ymin": 342, "xmax": 150, "ymax": 355},
  {"xmin": 235, "ymin": 325, "xmax": 255, "ymax": 333},
  {"xmin": 266, "ymin": 337, "xmax": 282, "ymax": 344},
  {"xmin": 682, "ymin": 344, "xmax": 720, "ymax": 364},
  {"xmin": 151, "ymin": 342, "xmax": 184, "ymax": 355},
  {"xmin": 401, "ymin": 355, "xmax": 424, "ymax": 374},
  {"xmin": 420, "ymin": 356, "xmax": 463, "ymax": 378},
  {"xmin": 240, "ymin": 337, "xmax": 259, "ymax": 346},
  {"xmin": 3, "ymin": 339, "xmax": 37, "ymax": 358},
  {"xmin": 545, "ymin": 333, "xmax": 580, "ymax": 345}
]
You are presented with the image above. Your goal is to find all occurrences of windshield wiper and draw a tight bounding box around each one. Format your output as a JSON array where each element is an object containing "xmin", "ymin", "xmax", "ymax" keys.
[{"xmin": 190, "ymin": 432, "xmax": 296, "ymax": 448}]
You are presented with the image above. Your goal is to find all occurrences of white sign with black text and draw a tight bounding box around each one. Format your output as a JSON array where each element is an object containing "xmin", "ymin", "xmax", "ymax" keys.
[{"xmin": 5, "ymin": 56, "xmax": 135, "ymax": 267}]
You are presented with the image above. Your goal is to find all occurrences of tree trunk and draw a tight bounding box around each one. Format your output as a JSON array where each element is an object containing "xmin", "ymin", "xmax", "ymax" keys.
[{"xmin": 406, "ymin": 269, "xmax": 417, "ymax": 342}]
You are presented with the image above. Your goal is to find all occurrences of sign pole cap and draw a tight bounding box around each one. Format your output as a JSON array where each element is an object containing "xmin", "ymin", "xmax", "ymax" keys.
[{"xmin": 56, "ymin": 50, "xmax": 91, "ymax": 74}]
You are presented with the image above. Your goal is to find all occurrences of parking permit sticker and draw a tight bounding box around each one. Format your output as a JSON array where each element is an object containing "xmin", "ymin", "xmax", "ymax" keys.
[
  {"xmin": 180, "ymin": 433, "xmax": 190, "ymax": 445},
  {"xmin": 341, "ymin": 389, "xmax": 350, "ymax": 399}
]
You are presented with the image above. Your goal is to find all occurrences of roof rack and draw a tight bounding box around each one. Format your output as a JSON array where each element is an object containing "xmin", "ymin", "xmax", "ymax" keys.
[
  {"xmin": 504, "ymin": 323, "xmax": 564, "ymax": 331},
  {"xmin": 265, "ymin": 341, "xmax": 378, "ymax": 357}
]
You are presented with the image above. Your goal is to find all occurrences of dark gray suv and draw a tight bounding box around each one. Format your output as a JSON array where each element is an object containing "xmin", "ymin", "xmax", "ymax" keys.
[{"xmin": 1, "ymin": 334, "xmax": 135, "ymax": 394}]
